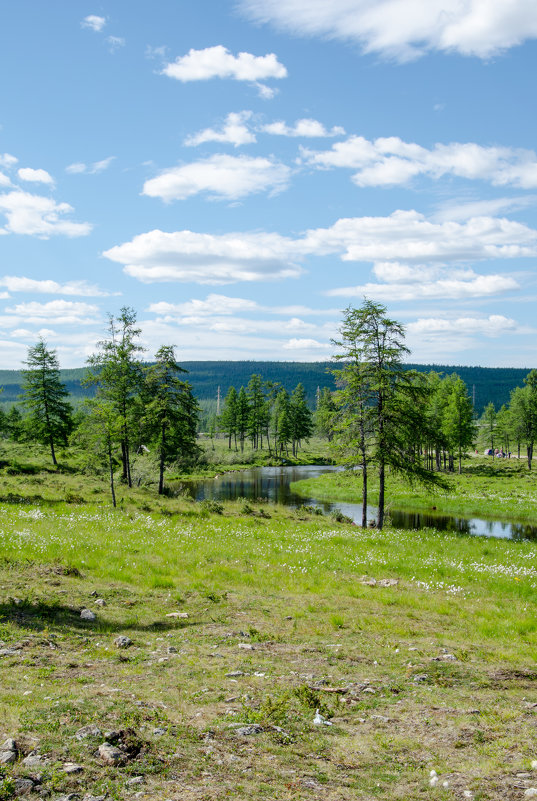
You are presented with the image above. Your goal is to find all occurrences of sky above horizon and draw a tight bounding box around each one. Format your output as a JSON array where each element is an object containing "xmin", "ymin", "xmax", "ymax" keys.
[{"xmin": 1, "ymin": 0, "xmax": 537, "ymax": 369}]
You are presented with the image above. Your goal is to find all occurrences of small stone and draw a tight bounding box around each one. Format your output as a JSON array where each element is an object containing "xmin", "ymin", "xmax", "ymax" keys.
[
  {"xmin": 165, "ymin": 611, "xmax": 188, "ymax": 618},
  {"xmin": 95, "ymin": 599, "xmax": 106, "ymax": 607},
  {"xmin": 114, "ymin": 636, "xmax": 132, "ymax": 649},
  {"xmin": 13, "ymin": 778, "xmax": 35, "ymax": 795},
  {"xmin": 75, "ymin": 724, "xmax": 102, "ymax": 741},
  {"xmin": 226, "ymin": 671, "xmax": 245, "ymax": 677},
  {"xmin": 152, "ymin": 727, "xmax": 167, "ymax": 736},
  {"xmin": 525, "ymin": 791, "xmax": 537, "ymax": 798},
  {"xmin": 2, "ymin": 739, "xmax": 16, "ymax": 751},
  {"xmin": 56, "ymin": 795, "xmax": 81, "ymax": 801},
  {"xmin": 83, "ymin": 796, "xmax": 106, "ymax": 801},
  {"xmin": 0, "ymin": 750, "xmax": 16, "ymax": 765},
  {"xmin": 80, "ymin": 609, "xmax": 96, "ymax": 621},
  {"xmin": 12, "ymin": 597, "xmax": 23, "ymax": 606},
  {"xmin": 233, "ymin": 724, "xmax": 263, "ymax": 736},
  {"xmin": 238, "ymin": 643, "xmax": 254, "ymax": 650},
  {"xmin": 98, "ymin": 742, "xmax": 125, "ymax": 765},
  {"xmin": 63, "ymin": 762, "xmax": 83, "ymax": 774},
  {"xmin": 167, "ymin": 646, "xmax": 178, "ymax": 653},
  {"xmin": 23, "ymin": 753, "xmax": 45, "ymax": 767},
  {"xmin": 126, "ymin": 776, "xmax": 144, "ymax": 787}
]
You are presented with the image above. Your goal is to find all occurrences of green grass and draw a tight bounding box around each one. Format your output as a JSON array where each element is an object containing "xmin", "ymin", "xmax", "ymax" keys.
[
  {"xmin": 291, "ymin": 456, "xmax": 537, "ymax": 525},
  {"xmin": 1, "ymin": 491, "xmax": 537, "ymax": 799},
  {"xmin": 1, "ymin": 442, "xmax": 537, "ymax": 798}
]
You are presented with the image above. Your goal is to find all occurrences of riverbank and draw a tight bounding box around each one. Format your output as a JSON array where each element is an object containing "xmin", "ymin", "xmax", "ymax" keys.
[
  {"xmin": 291, "ymin": 457, "xmax": 537, "ymax": 526},
  {"xmin": 1, "ymin": 500, "xmax": 537, "ymax": 799}
]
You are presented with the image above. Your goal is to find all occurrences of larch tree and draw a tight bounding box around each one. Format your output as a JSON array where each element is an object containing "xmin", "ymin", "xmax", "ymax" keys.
[
  {"xmin": 21, "ymin": 340, "xmax": 73, "ymax": 466},
  {"xmin": 144, "ymin": 345, "xmax": 200, "ymax": 495},
  {"xmin": 442, "ymin": 377, "xmax": 476, "ymax": 473},
  {"xmin": 86, "ymin": 307, "xmax": 144, "ymax": 487}
]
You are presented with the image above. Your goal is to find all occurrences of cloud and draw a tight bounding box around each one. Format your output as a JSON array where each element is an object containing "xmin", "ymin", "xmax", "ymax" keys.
[
  {"xmin": 239, "ymin": 0, "xmax": 537, "ymax": 61},
  {"xmin": 66, "ymin": 156, "xmax": 115, "ymax": 175},
  {"xmin": 326, "ymin": 272, "xmax": 519, "ymax": 301},
  {"xmin": 0, "ymin": 154, "xmax": 18, "ymax": 168},
  {"xmin": 103, "ymin": 229, "xmax": 303, "ymax": 284},
  {"xmin": 106, "ymin": 210, "xmax": 537, "ymax": 292},
  {"xmin": 185, "ymin": 112, "xmax": 256, "ymax": 147},
  {"xmin": 0, "ymin": 190, "xmax": 92, "ymax": 237},
  {"xmin": 81, "ymin": 15, "xmax": 106, "ymax": 32},
  {"xmin": 407, "ymin": 314, "xmax": 520, "ymax": 338},
  {"xmin": 303, "ymin": 210, "xmax": 537, "ymax": 264},
  {"xmin": 17, "ymin": 167, "xmax": 54, "ymax": 185},
  {"xmin": 433, "ymin": 195, "xmax": 537, "ymax": 222},
  {"xmin": 0, "ymin": 276, "xmax": 111, "ymax": 296},
  {"xmin": 142, "ymin": 154, "xmax": 290, "ymax": 201},
  {"xmin": 301, "ymin": 135, "xmax": 537, "ymax": 189},
  {"xmin": 149, "ymin": 295, "xmax": 259, "ymax": 316},
  {"xmin": 162, "ymin": 45, "xmax": 287, "ymax": 84},
  {"xmin": 262, "ymin": 119, "xmax": 345, "ymax": 137},
  {"xmin": 283, "ymin": 337, "xmax": 331, "ymax": 350},
  {"xmin": 107, "ymin": 36, "xmax": 125, "ymax": 52},
  {"xmin": 0, "ymin": 173, "xmax": 12, "ymax": 188},
  {"xmin": 3, "ymin": 300, "xmax": 100, "ymax": 325}
]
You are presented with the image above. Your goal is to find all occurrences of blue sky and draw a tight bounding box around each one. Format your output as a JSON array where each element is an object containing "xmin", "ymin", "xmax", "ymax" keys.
[{"xmin": 1, "ymin": 0, "xmax": 537, "ymax": 368}]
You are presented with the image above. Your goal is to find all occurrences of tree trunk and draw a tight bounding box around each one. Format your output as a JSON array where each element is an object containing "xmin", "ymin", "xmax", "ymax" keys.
[
  {"xmin": 377, "ymin": 460, "xmax": 385, "ymax": 529},
  {"xmin": 108, "ymin": 441, "xmax": 116, "ymax": 508},
  {"xmin": 50, "ymin": 436, "xmax": 57, "ymax": 466}
]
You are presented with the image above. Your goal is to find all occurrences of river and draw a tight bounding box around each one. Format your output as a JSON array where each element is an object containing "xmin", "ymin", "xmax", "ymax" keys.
[{"xmin": 171, "ymin": 464, "xmax": 537, "ymax": 541}]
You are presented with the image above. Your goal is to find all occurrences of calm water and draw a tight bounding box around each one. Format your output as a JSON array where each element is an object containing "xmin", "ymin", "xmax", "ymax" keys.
[{"xmin": 172, "ymin": 465, "xmax": 537, "ymax": 541}]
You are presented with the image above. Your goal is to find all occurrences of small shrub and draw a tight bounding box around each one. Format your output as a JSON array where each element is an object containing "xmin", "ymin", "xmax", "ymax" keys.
[{"xmin": 199, "ymin": 499, "xmax": 224, "ymax": 515}]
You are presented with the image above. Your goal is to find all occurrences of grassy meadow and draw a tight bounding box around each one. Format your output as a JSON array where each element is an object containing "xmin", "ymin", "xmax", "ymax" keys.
[{"xmin": 0, "ymin": 442, "xmax": 537, "ymax": 799}]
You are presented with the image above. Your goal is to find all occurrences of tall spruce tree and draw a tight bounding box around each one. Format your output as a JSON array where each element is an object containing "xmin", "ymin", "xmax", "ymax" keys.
[{"xmin": 21, "ymin": 340, "xmax": 73, "ymax": 466}]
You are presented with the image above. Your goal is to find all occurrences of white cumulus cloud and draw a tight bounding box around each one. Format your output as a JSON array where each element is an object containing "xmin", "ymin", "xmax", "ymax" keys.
[
  {"xmin": 185, "ymin": 112, "xmax": 256, "ymax": 147},
  {"xmin": 0, "ymin": 190, "xmax": 92, "ymax": 237},
  {"xmin": 103, "ymin": 229, "xmax": 303, "ymax": 284},
  {"xmin": 0, "ymin": 276, "xmax": 111, "ymax": 296},
  {"xmin": 262, "ymin": 119, "xmax": 345, "ymax": 138},
  {"xmin": 283, "ymin": 337, "xmax": 331, "ymax": 350},
  {"xmin": 162, "ymin": 45, "xmax": 287, "ymax": 83},
  {"xmin": 142, "ymin": 154, "xmax": 290, "ymax": 201},
  {"xmin": 81, "ymin": 15, "xmax": 106, "ymax": 32},
  {"xmin": 17, "ymin": 167, "xmax": 54, "ymax": 185},
  {"xmin": 4, "ymin": 300, "xmax": 100, "ymax": 325},
  {"xmin": 149, "ymin": 295, "xmax": 259, "ymax": 317},
  {"xmin": 239, "ymin": 0, "xmax": 537, "ymax": 61},
  {"xmin": 407, "ymin": 314, "xmax": 519, "ymax": 337},
  {"xmin": 66, "ymin": 156, "xmax": 115, "ymax": 175},
  {"xmin": 301, "ymin": 135, "xmax": 537, "ymax": 189}
]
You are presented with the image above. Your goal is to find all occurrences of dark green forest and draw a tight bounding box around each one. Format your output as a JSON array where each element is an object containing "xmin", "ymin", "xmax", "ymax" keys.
[{"xmin": 0, "ymin": 361, "xmax": 531, "ymax": 413}]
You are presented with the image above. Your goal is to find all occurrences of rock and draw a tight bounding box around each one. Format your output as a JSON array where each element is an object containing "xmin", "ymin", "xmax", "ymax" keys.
[
  {"xmin": 0, "ymin": 750, "xmax": 16, "ymax": 765},
  {"xmin": 525, "ymin": 791, "xmax": 537, "ymax": 798},
  {"xmin": 98, "ymin": 742, "xmax": 125, "ymax": 765},
  {"xmin": 413, "ymin": 674, "xmax": 429, "ymax": 683},
  {"xmin": 126, "ymin": 776, "xmax": 144, "ymax": 787},
  {"xmin": 75, "ymin": 724, "xmax": 102, "ymax": 741},
  {"xmin": 152, "ymin": 727, "xmax": 167, "ymax": 736},
  {"xmin": 83, "ymin": 796, "xmax": 106, "ymax": 801},
  {"xmin": 113, "ymin": 636, "xmax": 132, "ymax": 649},
  {"xmin": 13, "ymin": 778, "xmax": 35, "ymax": 796},
  {"xmin": 167, "ymin": 646, "xmax": 178, "ymax": 653},
  {"xmin": 63, "ymin": 762, "xmax": 83, "ymax": 774},
  {"xmin": 56, "ymin": 795, "xmax": 81, "ymax": 801},
  {"xmin": 377, "ymin": 578, "xmax": 399, "ymax": 587},
  {"xmin": 2, "ymin": 739, "xmax": 16, "ymax": 751},
  {"xmin": 94, "ymin": 599, "xmax": 106, "ymax": 607},
  {"xmin": 533, "ymin": 760, "xmax": 537, "ymax": 770},
  {"xmin": 238, "ymin": 643, "xmax": 254, "ymax": 650},
  {"xmin": 0, "ymin": 648, "xmax": 20, "ymax": 657},
  {"xmin": 23, "ymin": 753, "xmax": 46, "ymax": 767},
  {"xmin": 80, "ymin": 609, "xmax": 96, "ymax": 621},
  {"xmin": 165, "ymin": 612, "xmax": 188, "ymax": 619},
  {"xmin": 226, "ymin": 671, "xmax": 245, "ymax": 677},
  {"xmin": 234, "ymin": 724, "xmax": 263, "ymax": 736}
]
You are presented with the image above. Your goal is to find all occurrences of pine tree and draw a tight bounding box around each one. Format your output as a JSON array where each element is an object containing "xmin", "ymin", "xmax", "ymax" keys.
[
  {"xmin": 442, "ymin": 377, "xmax": 476, "ymax": 473},
  {"xmin": 220, "ymin": 386, "xmax": 239, "ymax": 450},
  {"xmin": 21, "ymin": 340, "xmax": 73, "ymax": 465},
  {"xmin": 236, "ymin": 387, "xmax": 250, "ymax": 452},
  {"xmin": 288, "ymin": 383, "xmax": 313, "ymax": 456}
]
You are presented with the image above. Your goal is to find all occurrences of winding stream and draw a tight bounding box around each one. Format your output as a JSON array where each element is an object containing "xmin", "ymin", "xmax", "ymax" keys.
[{"xmin": 172, "ymin": 464, "xmax": 537, "ymax": 541}]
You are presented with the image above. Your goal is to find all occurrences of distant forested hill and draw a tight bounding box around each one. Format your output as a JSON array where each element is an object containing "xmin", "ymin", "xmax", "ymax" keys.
[{"xmin": 0, "ymin": 361, "xmax": 532, "ymax": 414}]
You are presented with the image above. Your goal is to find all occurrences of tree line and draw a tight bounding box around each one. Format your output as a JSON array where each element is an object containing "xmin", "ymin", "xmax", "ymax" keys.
[
  {"xmin": 0, "ymin": 308, "xmax": 200, "ymax": 504},
  {"xmin": 217, "ymin": 376, "xmax": 314, "ymax": 457},
  {"xmin": 479, "ymin": 370, "xmax": 537, "ymax": 468}
]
